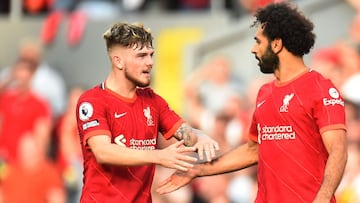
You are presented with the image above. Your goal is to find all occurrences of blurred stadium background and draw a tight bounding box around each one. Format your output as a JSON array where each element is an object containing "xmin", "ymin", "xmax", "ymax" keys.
[{"xmin": 0, "ymin": 0, "xmax": 355, "ymax": 114}]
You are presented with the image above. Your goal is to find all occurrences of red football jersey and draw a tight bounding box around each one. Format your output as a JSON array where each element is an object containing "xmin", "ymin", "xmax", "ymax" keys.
[
  {"xmin": 76, "ymin": 83, "xmax": 183, "ymax": 203},
  {"xmin": 249, "ymin": 70, "xmax": 346, "ymax": 202},
  {"xmin": 0, "ymin": 89, "xmax": 51, "ymax": 162}
]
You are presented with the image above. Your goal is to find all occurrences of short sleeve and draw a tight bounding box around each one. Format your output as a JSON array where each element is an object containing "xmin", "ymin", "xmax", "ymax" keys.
[
  {"xmin": 312, "ymin": 79, "xmax": 346, "ymax": 133},
  {"xmin": 248, "ymin": 112, "xmax": 259, "ymax": 143},
  {"xmin": 152, "ymin": 92, "xmax": 183, "ymax": 139},
  {"xmin": 76, "ymin": 90, "xmax": 111, "ymax": 146}
]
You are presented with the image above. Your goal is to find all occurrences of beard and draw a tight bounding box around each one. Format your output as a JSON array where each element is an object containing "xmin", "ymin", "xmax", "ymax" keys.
[
  {"xmin": 257, "ymin": 45, "xmax": 279, "ymax": 74},
  {"xmin": 124, "ymin": 68, "xmax": 151, "ymax": 88}
]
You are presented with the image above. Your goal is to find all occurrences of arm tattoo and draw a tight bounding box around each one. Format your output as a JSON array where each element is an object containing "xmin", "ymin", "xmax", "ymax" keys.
[{"xmin": 174, "ymin": 123, "xmax": 195, "ymax": 146}]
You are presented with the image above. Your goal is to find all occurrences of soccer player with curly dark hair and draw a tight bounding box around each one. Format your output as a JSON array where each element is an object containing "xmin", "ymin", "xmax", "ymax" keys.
[{"xmin": 157, "ymin": 2, "xmax": 347, "ymax": 202}]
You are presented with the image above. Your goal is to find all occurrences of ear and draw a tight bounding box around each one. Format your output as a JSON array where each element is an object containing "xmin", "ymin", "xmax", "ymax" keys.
[
  {"xmin": 271, "ymin": 38, "xmax": 283, "ymax": 54},
  {"xmin": 112, "ymin": 56, "xmax": 123, "ymax": 70}
]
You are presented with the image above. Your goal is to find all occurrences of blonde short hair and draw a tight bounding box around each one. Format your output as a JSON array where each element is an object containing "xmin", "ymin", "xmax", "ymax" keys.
[{"xmin": 103, "ymin": 22, "xmax": 153, "ymax": 52}]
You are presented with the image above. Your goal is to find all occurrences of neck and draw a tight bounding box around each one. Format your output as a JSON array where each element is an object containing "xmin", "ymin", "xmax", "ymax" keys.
[
  {"xmin": 274, "ymin": 55, "xmax": 308, "ymax": 83},
  {"xmin": 15, "ymin": 84, "xmax": 31, "ymax": 95},
  {"xmin": 105, "ymin": 68, "xmax": 136, "ymax": 98}
]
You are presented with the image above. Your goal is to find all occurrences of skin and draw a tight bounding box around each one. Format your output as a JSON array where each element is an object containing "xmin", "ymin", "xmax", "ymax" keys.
[
  {"xmin": 157, "ymin": 26, "xmax": 348, "ymax": 203},
  {"xmin": 87, "ymin": 43, "xmax": 219, "ymax": 172}
]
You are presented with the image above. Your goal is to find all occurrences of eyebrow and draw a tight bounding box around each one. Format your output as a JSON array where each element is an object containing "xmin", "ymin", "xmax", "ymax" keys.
[{"xmin": 136, "ymin": 49, "xmax": 154, "ymax": 56}]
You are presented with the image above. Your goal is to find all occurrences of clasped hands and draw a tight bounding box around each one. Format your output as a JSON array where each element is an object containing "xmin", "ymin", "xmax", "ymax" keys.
[{"xmin": 156, "ymin": 134, "xmax": 219, "ymax": 194}]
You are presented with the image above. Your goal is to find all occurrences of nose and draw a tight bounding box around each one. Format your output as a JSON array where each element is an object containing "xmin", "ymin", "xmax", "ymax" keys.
[
  {"xmin": 251, "ymin": 44, "xmax": 257, "ymax": 55},
  {"xmin": 147, "ymin": 56, "xmax": 154, "ymax": 66}
]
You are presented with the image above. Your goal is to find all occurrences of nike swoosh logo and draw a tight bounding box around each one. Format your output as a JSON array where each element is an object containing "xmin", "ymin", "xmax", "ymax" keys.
[
  {"xmin": 257, "ymin": 100, "xmax": 266, "ymax": 108},
  {"xmin": 114, "ymin": 112, "xmax": 127, "ymax": 118}
]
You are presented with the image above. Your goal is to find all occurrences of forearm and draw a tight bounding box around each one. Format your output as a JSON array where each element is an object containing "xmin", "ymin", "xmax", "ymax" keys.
[
  {"xmin": 316, "ymin": 143, "xmax": 347, "ymax": 200},
  {"xmin": 195, "ymin": 142, "xmax": 258, "ymax": 177},
  {"xmin": 92, "ymin": 143, "xmax": 160, "ymax": 166},
  {"xmin": 173, "ymin": 123, "xmax": 198, "ymax": 147}
]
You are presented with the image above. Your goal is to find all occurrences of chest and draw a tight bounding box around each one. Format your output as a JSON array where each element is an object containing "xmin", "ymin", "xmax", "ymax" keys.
[
  {"xmin": 255, "ymin": 87, "xmax": 313, "ymax": 125},
  {"xmin": 105, "ymin": 98, "xmax": 159, "ymax": 147},
  {"xmin": 0, "ymin": 94, "xmax": 44, "ymax": 121}
]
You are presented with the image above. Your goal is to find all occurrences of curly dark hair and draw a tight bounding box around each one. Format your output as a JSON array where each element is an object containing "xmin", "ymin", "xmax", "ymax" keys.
[
  {"xmin": 252, "ymin": 2, "xmax": 316, "ymax": 57},
  {"xmin": 103, "ymin": 22, "xmax": 153, "ymax": 51}
]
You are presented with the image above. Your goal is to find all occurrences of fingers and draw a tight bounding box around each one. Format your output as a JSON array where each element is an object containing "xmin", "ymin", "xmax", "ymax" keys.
[
  {"xmin": 205, "ymin": 144, "xmax": 212, "ymax": 162},
  {"xmin": 172, "ymin": 140, "xmax": 196, "ymax": 152},
  {"xmin": 209, "ymin": 141, "xmax": 220, "ymax": 159},
  {"xmin": 175, "ymin": 159, "xmax": 194, "ymax": 171},
  {"xmin": 174, "ymin": 141, "xmax": 197, "ymax": 164},
  {"xmin": 172, "ymin": 139, "xmax": 185, "ymax": 147},
  {"xmin": 175, "ymin": 164, "xmax": 191, "ymax": 172},
  {"xmin": 157, "ymin": 180, "xmax": 179, "ymax": 195},
  {"xmin": 199, "ymin": 144, "xmax": 213, "ymax": 162},
  {"xmin": 162, "ymin": 141, "xmax": 197, "ymax": 171},
  {"xmin": 213, "ymin": 141, "xmax": 220, "ymax": 151},
  {"xmin": 179, "ymin": 154, "xmax": 198, "ymax": 163},
  {"xmin": 196, "ymin": 143, "xmax": 204, "ymax": 160},
  {"xmin": 173, "ymin": 154, "xmax": 197, "ymax": 171},
  {"xmin": 197, "ymin": 142, "xmax": 219, "ymax": 162}
]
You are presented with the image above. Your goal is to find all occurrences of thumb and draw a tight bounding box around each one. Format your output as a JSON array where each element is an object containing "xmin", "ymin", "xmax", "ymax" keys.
[{"xmin": 172, "ymin": 140, "xmax": 185, "ymax": 148}]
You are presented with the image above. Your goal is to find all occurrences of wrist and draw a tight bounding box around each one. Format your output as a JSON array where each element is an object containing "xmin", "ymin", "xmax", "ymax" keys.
[
  {"xmin": 313, "ymin": 190, "xmax": 333, "ymax": 203},
  {"xmin": 150, "ymin": 150, "xmax": 160, "ymax": 165},
  {"xmin": 189, "ymin": 164, "xmax": 201, "ymax": 178}
]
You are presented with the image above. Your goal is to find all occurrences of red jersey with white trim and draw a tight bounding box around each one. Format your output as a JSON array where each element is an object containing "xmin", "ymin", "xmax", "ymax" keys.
[
  {"xmin": 249, "ymin": 70, "xmax": 346, "ymax": 203},
  {"xmin": 76, "ymin": 83, "xmax": 184, "ymax": 203}
]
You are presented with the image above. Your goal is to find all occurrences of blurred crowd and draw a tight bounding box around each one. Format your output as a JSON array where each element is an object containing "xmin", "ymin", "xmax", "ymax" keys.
[
  {"xmin": 0, "ymin": 0, "xmax": 277, "ymax": 16},
  {"xmin": 0, "ymin": 0, "xmax": 276, "ymax": 48},
  {"xmin": 0, "ymin": 38, "xmax": 82, "ymax": 203},
  {"xmin": 0, "ymin": 0, "xmax": 359, "ymax": 203}
]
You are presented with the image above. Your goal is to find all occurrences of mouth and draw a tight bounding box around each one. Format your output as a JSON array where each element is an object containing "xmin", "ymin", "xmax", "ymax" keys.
[
  {"xmin": 142, "ymin": 70, "xmax": 151, "ymax": 77},
  {"xmin": 255, "ymin": 57, "xmax": 261, "ymax": 65}
]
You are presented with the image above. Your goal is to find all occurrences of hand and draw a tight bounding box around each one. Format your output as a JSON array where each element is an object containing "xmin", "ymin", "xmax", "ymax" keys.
[
  {"xmin": 194, "ymin": 131, "xmax": 220, "ymax": 162},
  {"xmin": 157, "ymin": 140, "xmax": 197, "ymax": 171},
  {"xmin": 156, "ymin": 168, "xmax": 197, "ymax": 195}
]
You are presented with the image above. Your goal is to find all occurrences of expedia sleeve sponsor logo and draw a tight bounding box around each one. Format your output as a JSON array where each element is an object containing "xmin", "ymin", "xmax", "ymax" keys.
[
  {"xmin": 82, "ymin": 120, "xmax": 99, "ymax": 130},
  {"xmin": 323, "ymin": 87, "xmax": 345, "ymax": 107},
  {"xmin": 323, "ymin": 98, "xmax": 344, "ymax": 107},
  {"xmin": 257, "ymin": 124, "xmax": 296, "ymax": 143}
]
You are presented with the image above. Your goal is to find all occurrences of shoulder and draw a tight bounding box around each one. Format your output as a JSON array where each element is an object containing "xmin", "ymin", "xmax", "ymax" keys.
[
  {"xmin": 258, "ymin": 80, "xmax": 274, "ymax": 94},
  {"xmin": 78, "ymin": 84, "xmax": 103, "ymax": 100},
  {"xmin": 299, "ymin": 70, "xmax": 343, "ymax": 103},
  {"xmin": 306, "ymin": 70, "xmax": 339, "ymax": 92},
  {"xmin": 25, "ymin": 91, "xmax": 51, "ymax": 109},
  {"xmin": 304, "ymin": 70, "xmax": 331, "ymax": 84},
  {"xmin": 0, "ymin": 89, "xmax": 16, "ymax": 99},
  {"xmin": 77, "ymin": 85, "xmax": 105, "ymax": 110},
  {"xmin": 136, "ymin": 87, "xmax": 170, "ymax": 107}
]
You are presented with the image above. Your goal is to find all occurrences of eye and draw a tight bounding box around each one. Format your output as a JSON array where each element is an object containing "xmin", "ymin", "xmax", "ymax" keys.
[
  {"xmin": 254, "ymin": 37, "xmax": 260, "ymax": 44},
  {"xmin": 137, "ymin": 53, "xmax": 147, "ymax": 58}
]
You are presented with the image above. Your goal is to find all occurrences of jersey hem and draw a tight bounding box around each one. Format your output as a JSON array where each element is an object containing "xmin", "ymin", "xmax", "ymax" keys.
[
  {"xmin": 163, "ymin": 119, "xmax": 185, "ymax": 140},
  {"xmin": 248, "ymin": 133, "xmax": 258, "ymax": 143},
  {"xmin": 83, "ymin": 130, "xmax": 112, "ymax": 146},
  {"xmin": 319, "ymin": 124, "xmax": 347, "ymax": 134}
]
